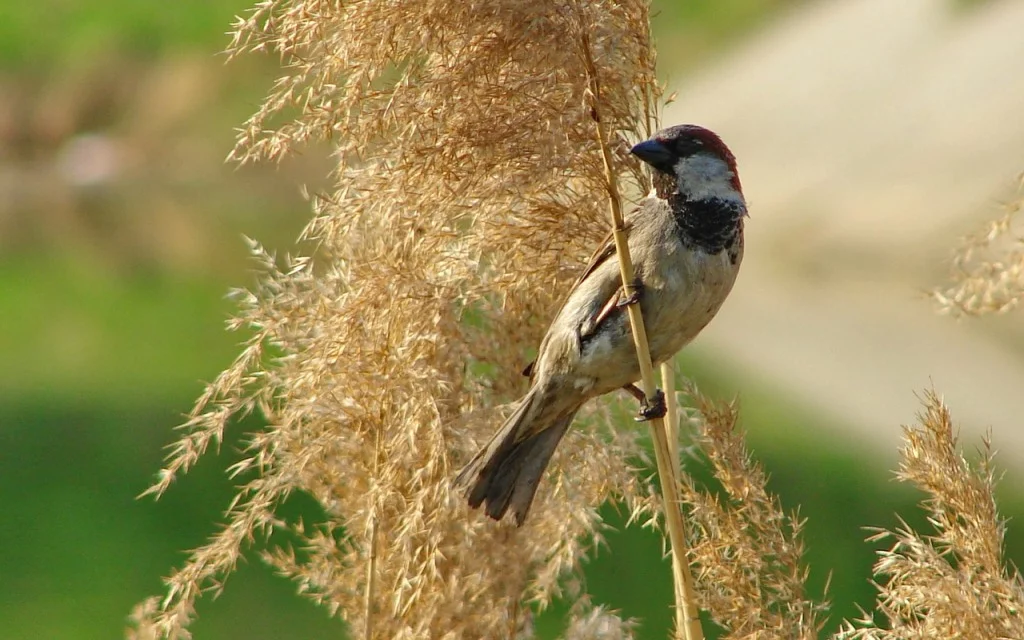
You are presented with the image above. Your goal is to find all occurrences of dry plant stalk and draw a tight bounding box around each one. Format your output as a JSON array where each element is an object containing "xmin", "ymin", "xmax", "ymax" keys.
[
  {"xmin": 660, "ymin": 361, "xmax": 689, "ymax": 633},
  {"xmin": 571, "ymin": 7, "xmax": 699, "ymax": 636},
  {"xmin": 933, "ymin": 174, "xmax": 1024, "ymax": 316},
  {"xmin": 836, "ymin": 390, "xmax": 1024, "ymax": 639},
  {"xmin": 129, "ymin": 0, "xmax": 670, "ymax": 638}
]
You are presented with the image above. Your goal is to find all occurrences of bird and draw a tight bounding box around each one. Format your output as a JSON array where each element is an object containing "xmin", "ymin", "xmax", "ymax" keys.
[{"xmin": 456, "ymin": 124, "xmax": 746, "ymax": 526}]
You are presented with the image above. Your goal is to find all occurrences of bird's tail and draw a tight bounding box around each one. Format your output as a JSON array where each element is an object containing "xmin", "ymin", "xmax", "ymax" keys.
[{"xmin": 456, "ymin": 387, "xmax": 576, "ymax": 526}]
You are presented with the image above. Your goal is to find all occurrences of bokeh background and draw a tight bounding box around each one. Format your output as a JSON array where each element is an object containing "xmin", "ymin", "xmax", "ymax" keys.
[{"xmin": 3, "ymin": 0, "xmax": 1023, "ymax": 638}]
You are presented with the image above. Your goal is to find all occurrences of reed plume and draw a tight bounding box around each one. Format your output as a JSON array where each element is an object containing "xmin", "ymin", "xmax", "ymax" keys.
[
  {"xmin": 676, "ymin": 379, "xmax": 827, "ymax": 640},
  {"xmin": 130, "ymin": 1, "xmax": 1024, "ymax": 638},
  {"xmin": 836, "ymin": 390, "xmax": 1024, "ymax": 639},
  {"xmin": 933, "ymin": 175, "xmax": 1024, "ymax": 316},
  {"xmin": 130, "ymin": 0, "xmax": 665, "ymax": 637}
]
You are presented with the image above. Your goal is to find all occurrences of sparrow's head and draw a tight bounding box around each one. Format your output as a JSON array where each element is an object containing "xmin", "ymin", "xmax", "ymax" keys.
[{"xmin": 631, "ymin": 125, "xmax": 742, "ymax": 202}]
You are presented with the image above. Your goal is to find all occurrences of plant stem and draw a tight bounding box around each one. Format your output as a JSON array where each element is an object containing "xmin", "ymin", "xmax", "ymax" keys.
[
  {"xmin": 572, "ymin": 7, "xmax": 703, "ymax": 639},
  {"xmin": 364, "ymin": 428, "xmax": 381, "ymax": 640},
  {"xmin": 662, "ymin": 362, "xmax": 682, "ymax": 476},
  {"xmin": 661, "ymin": 361, "xmax": 688, "ymax": 634}
]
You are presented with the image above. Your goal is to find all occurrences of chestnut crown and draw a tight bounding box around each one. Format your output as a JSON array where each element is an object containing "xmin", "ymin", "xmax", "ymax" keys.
[{"xmin": 630, "ymin": 124, "xmax": 741, "ymax": 199}]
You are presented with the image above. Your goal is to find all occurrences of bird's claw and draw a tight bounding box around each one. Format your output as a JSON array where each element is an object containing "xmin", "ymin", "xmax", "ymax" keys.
[
  {"xmin": 635, "ymin": 389, "xmax": 667, "ymax": 422},
  {"xmin": 616, "ymin": 282, "xmax": 643, "ymax": 308}
]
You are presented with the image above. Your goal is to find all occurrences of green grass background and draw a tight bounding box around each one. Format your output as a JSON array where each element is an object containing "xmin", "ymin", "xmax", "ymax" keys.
[{"xmin": 3, "ymin": 1, "xmax": 1021, "ymax": 638}]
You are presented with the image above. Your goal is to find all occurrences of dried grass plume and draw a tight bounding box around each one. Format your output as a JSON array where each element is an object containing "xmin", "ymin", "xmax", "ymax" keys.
[
  {"xmin": 677, "ymin": 380, "xmax": 826, "ymax": 640},
  {"xmin": 933, "ymin": 175, "xmax": 1024, "ymax": 316},
  {"xmin": 130, "ymin": 0, "xmax": 665, "ymax": 637},
  {"xmin": 837, "ymin": 390, "xmax": 1024, "ymax": 639},
  {"xmin": 127, "ymin": 0, "xmax": 1024, "ymax": 638}
]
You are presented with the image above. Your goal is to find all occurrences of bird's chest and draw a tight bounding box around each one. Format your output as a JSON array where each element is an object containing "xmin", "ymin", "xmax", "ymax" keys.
[{"xmin": 640, "ymin": 235, "xmax": 742, "ymax": 362}]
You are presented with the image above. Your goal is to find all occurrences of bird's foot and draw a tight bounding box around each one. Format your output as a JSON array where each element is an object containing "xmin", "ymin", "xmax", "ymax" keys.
[
  {"xmin": 635, "ymin": 389, "xmax": 667, "ymax": 422},
  {"xmin": 616, "ymin": 281, "xmax": 643, "ymax": 307}
]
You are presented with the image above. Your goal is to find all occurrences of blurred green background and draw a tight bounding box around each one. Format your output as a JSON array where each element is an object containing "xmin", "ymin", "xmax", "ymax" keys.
[{"xmin": 3, "ymin": 1, "xmax": 1022, "ymax": 639}]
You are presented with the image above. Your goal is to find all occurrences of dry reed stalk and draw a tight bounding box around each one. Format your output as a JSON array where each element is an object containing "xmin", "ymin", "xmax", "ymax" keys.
[
  {"xmin": 661, "ymin": 363, "xmax": 682, "ymax": 477},
  {"xmin": 363, "ymin": 427, "xmax": 381, "ymax": 640},
  {"xmin": 660, "ymin": 361, "xmax": 685, "ymax": 634},
  {"xmin": 571, "ymin": 5, "xmax": 700, "ymax": 636}
]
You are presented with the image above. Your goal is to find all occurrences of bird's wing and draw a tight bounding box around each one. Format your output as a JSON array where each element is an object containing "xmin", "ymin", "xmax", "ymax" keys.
[
  {"xmin": 522, "ymin": 227, "xmax": 627, "ymax": 380},
  {"xmin": 573, "ymin": 230, "xmax": 626, "ymax": 338},
  {"xmin": 574, "ymin": 229, "xmax": 618, "ymax": 292}
]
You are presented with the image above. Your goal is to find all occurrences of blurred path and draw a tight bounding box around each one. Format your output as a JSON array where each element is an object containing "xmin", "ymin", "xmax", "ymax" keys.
[{"xmin": 666, "ymin": 0, "xmax": 1024, "ymax": 465}]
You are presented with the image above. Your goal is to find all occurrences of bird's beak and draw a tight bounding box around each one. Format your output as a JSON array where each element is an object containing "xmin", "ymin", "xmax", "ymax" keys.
[{"xmin": 630, "ymin": 139, "xmax": 673, "ymax": 168}]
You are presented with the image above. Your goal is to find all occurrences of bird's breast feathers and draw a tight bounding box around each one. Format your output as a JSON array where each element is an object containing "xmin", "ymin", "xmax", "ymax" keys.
[{"xmin": 532, "ymin": 195, "xmax": 743, "ymax": 394}]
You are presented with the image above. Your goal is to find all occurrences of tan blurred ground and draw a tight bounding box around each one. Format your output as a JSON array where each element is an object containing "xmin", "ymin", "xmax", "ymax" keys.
[{"xmin": 667, "ymin": 0, "xmax": 1024, "ymax": 464}]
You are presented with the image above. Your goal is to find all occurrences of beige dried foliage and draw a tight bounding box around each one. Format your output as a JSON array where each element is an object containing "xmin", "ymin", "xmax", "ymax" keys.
[
  {"xmin": 130, "ymin": 1, "xmax": 1024, "ymax": 638},
  {"xmin": 933, "ymin": 175, "xmax": 1024, "ymax": 316},
  {"xmin": 130, "ymin": 0, "xmax": 663, "ymax": 638},
  {"xmin": 836, "ymin": 390, "xmax": 1024, "ymax": 640},
  {"xmin": 674, "ymin": 381, "xmax": 827, "ymax": 640}
]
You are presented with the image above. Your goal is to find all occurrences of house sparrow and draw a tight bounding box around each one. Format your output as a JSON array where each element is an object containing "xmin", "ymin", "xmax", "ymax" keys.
[{"xmin": 456, "ymin": 124, "xmax": 746, "ymax": 525}]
